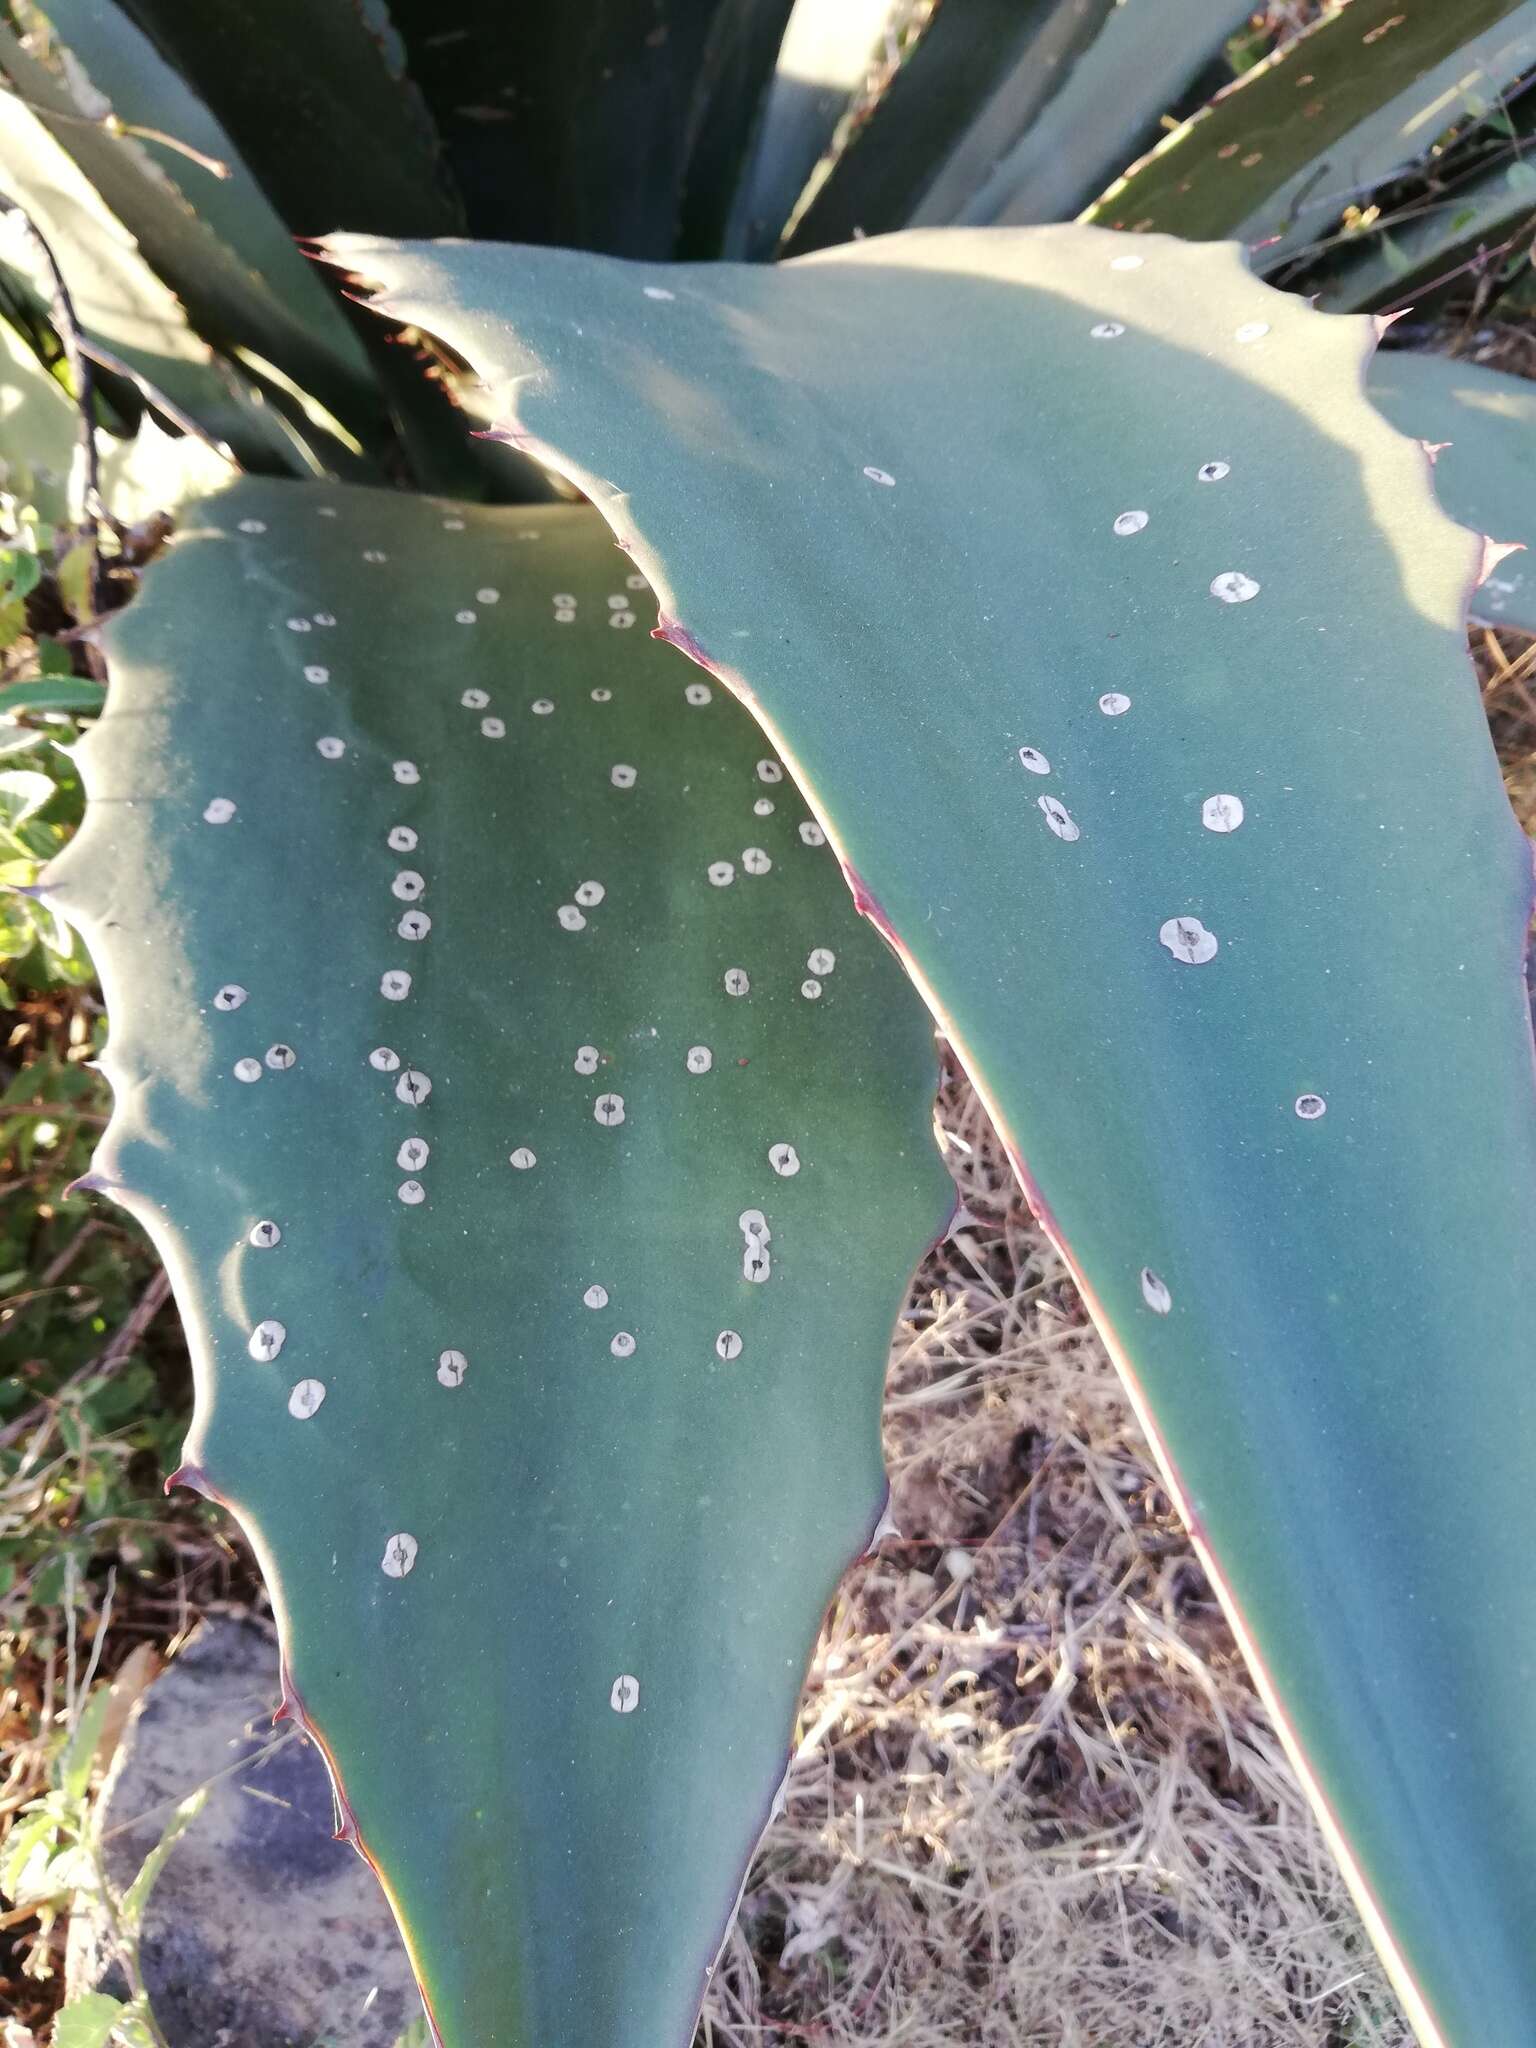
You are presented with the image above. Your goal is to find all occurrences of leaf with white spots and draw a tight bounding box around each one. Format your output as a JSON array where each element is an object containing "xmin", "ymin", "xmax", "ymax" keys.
[
  {"xmin": 53, "ymin": 480, "xmax": 957, "ymax": 2048},
  {"xmin": 340, "ymin": 225, "xmax": 1536, "ymax": 2043}
]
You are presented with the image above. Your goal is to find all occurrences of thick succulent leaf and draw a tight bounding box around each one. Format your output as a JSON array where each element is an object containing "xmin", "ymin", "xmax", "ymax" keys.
[
  {"xmin": 0, "ymin": 311, "xmax": 235, "ymax": 523},
  {"xmin": 903, "ymin": 0, "xmax": 1123, "ymax": 230},
  {"xmin": 108, "ymin": 0, "xmax": 458, "ymax": 238},
  {"xmin": 722, "ymin": 0, "xmax": 900, "ymax": 259},
  {"xmin": 47, "ymin": 479, "xmax": 948, "ymax": 2048},
  {"xmin": 1366, "ymin": 349, "xmax": 1536, "ymax": 632},
  {"xmin": 1082, "ymin": 0, "xmax": 1529, "ymax": 249},
  {"xmin": 781, "ymin": 0, "xmax": 1113, "ymax": 255},
  {"xmin": 347, "ymin": 223, "xmax": 1536, "ymax": 2048},
  {"xmin": 0, "ymin": 86, "xmax": 299, "ymax": 469},
  {"xmin": 1308, "ymin": 102, "xmax": 1536, "ymax": 312},
  {"xmin": 957, "ymin": 0, "xmax": 1256, "ymax": 227},
  {"xmin": 380, "ymin": 0, "xmax": 793, "ymax": 256},
  {"xmin": 6, "ymin": 0, "xmax": 382, "ymax": 436}
]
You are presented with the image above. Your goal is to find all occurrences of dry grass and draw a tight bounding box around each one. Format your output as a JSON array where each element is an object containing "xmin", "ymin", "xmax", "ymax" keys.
[{"xmin": 699, "ymin": 1068, "xmax": 1408, "ymax": 2048}]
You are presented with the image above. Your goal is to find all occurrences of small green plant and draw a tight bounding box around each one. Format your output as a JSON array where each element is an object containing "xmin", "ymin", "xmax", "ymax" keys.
[{"xmin": 1, "ymin": 5, "xmax": 1535, "ymax": 2048}]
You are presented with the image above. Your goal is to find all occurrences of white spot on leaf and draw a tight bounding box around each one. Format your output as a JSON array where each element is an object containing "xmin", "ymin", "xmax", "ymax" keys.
[
  {"xmin": 1112, "ymin": 510, "xmax": 1149, "ymax": 537},
  {"xmin": 798, "ymin": 821, "xmax": 826, "ymax": 847},
  {"xmin": 393, "ymin": 760, "xmax": 421, "ymax": 785},
  {"xmin": 303, "ymin": 665, "xmax": 329, "ymax": 684},
  {"xmin": 574, "ymin": 880, "xmax": 605, "ymax": 907},
  {"xmin": 708, "ymin": 862, "xmax": 735, "ymax": 888},
  {"xmin": 203, "ymin": 797, "xmax": 236, "ymax": 824},
  {"xmin": 685, "ymin": 683, "xmax": 711, "ymax": 706},
  {"xmin": 1099, "ymin": 692, "xmax": 1131, "ymax": 716},
  {"xmin": 1197, "ymin": 461, "xmax": 1231, "ymax": 483},
  {"xmin": 369, "ymin": 1046, "xmax": 400, "ymax": 1072},
  {"xmin": 509, "ymin": 1147, "xmax": 537, "ymax": 1170},
  {"xmin": 316, "ymin": 737, "xmax": 345, "ymax": 760},
  {"xmin": 397, "ymin": 1138, "xmax": 429, "ymax": 1169},
  {"xmin": 265, "ymin": 1043, "xmax": 296, "ymax": 1070},
  {"xmin": 557, "ymin": 904, "xmax": 587, "ymax": 931},
  {"xmin": 583, "ymin": 1284, "xmax": 609, "ymax": 1309},
  {"xmin": 437, "ymin": 1349, "xmax": 468, "ymax": 1387},
  {"xmin": 288, "ymin": 1378, "xmax": 325, "ymax": 1419},
  {"xmin": 1210, "ymin": 571, "xmax": 1260, "ymax": 604},
  {"xmin": 248, "ymin": 1319, "xmax": 286, "ymax": 1361},
  {"xmin": 381, "ymin": 969, "xmax": 412, "ymax": 1002},
  {"xmin": 1295, "ymin": 1093, "xmax": 1327, "ymax": 1120},
  {"xmin": 388, "ymin": 825, "xmax": 418, "ymax": 853},
  {"xmin": 1235, "ymin": 321, "xmax": 1269, "ymax": 344},
  {"xmin": 1090, "ymin": 320, "xmax": 1125, "ymax": 339},
  {"xmin": 461, "ymin": 688, "xmax": 490, "ymax": 710},
  {"xmin": 756, "ymin": 760, "xmax": 783, "ymax": 784},
  {"xmin": 723, "ymin": 968, "xmax": 750, "ymax": 997},
  {"xmin": 593, "ymin": 1093, "xmax": 625, "ymax": 1126},
  {"xmin": 769, "ymin": 1143, "xmax": 801, "ymax": 1177},
  {"xmin": 1038, "ymin": 795, "xmax": 1080, "ymax": 842},
  {"xmin": 611, "ymin": 764, "xmax": 637, "ymax": 788},
  {"xmin": 741, "ymin": 847, "xmax": 771, "ymax": 876},
  {"xmin": 397, "ymin": 1179, "xmax": 426, "ymax": 1205},
  {"xmin": 863, "ymin": 466, "xmax": 895, "ymax": 486},
  {"xmin": 249, "ymin": 1220, "xmax": 281, "ymax": 1249},
  {"xmin": 1158, "ymin": 916, "xmax": 1218, "ymax": 965},
  {"xmin": 392, "ymin": 870, "xmax": 426, "ymax": 902},
  {"xmin": 1017, "ymin": 747, "xmax": 1050, "ymax": 775},
  {"xmin": 686, "ymin": 1045, "xmax": 713, "ymax": 1073},
  {"xmin": 233, "ymin": 1058, "xmax": 262, "ymax": 1083},
  {"xmin": 610, "ymin": 1673, "xmax": 640, "ymax": 1711},
  {"xmin": 610, "ymin": 1331, "xmax": 636, "ymax": 1358},
  {"xmin": 801, "ymin": 979, "xmax": 822, "ymax": 1000},
  {"xmin": 1201, "ymin": 793, "xmax": 1244, "ymax": 833},
  {"xmin": 395, "ymin": 1068, "xmax": 432, "ymax": 1104},
  {"xmin": 1141, "ymin": 1268, "xmax": 1172, "ymax": 1315},
  {"xmin": 574, "ymin": 1045, "xmax": 600, "ymax": 1075},
  {"xmin": 480, "ymin": 717, "xmax": 506, "ymax": 739},
  {"xmin": 381, "ymin": 1533, "xmax": 418, "ymax": 1578},
  {"xmin": 715, "ymin": 1330, "xmax": 743, "ymax": 1361},
  {"xmin": 214, "ymin": 984, "xmax": 248, "ymax": 1011},
  {"xmin": 398, "ymin": 910, "xmax": 432, "ymax": 941}
]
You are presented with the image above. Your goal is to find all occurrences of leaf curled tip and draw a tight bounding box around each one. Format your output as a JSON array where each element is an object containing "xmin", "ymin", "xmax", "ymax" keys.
[
  {"xmin": 164, "ymin": 1462, "xmax": 210, "ymax": 1498},
  {"xmin": 62, "ymin": 1169, "xmax": 113, "ymax": 1199},
  {"xmin": 1420, "ymin": 439, "xmax": 1452, "ymax": 465}
]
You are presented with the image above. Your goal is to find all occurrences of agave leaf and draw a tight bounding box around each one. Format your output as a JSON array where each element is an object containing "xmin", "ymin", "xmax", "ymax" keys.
[
  {"xmin": 0, "ymin": 5, "xmax": 382, "ymax": 449},
  {"xmin": 722, "ymin": 0, "xmax": 901, "ymax": 259},
  {"xmin": 346, "ymin": 222, "xmax": 1536, "ymax": 2048},
  {"xmin": 380, "ymin": 0, "xmax": 792, "ymax": 256},
  {"xmin": 957, "ymin": 0, "xmax": 1257, "ymax": 227},
  {"xmin": 0, "ymin": 88, "xmax": 304, "ymax": 471},
  {"xmin": 106, "ymin": 0, "xmax": 457, "ymax": 238},
  {"xmin": 1366, "ymin": 349, "xmax": 1536, "ymax": 632},
  {"xmin": 1081, "ymin": 0, "xmax": 1530, "ymax": 251},
  {"xmin": 48, "ymin": 479, "xmax": 948, "ymax": 2048},
  {"xmin": 1308, "ymin": 108, "xmax": 1536, "ymax": 312},
  {"xmin": 781, "ymin": 0, "xmax": 1114, "ymax": 255},
  {"xmin": 0, "ymin": 309, "xmax": 236, "ymax": 524}
]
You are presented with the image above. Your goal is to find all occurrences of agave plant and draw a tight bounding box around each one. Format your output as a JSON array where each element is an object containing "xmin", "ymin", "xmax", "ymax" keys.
[{"xmin": 3, "ymin": 4, "xmax": 1536, "ymax": 2047}]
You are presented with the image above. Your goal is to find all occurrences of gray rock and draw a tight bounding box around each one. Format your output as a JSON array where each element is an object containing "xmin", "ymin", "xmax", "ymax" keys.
[{"xmin": 68, "ymin": 1616, "xmax": 422, "ymax": 2048}]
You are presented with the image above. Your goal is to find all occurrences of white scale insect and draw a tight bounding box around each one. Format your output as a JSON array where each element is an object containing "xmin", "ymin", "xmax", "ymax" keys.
[
  {"xmin": 381, "ymin": 1533, "xmax": 418, "ymax": 1578},
  {"xmin": 288, "ymin": 1379, "xmax": 325, "ymax": 1419},
  {"xmin": 437, "ymin": 1349, "xmax": 468, "ymax": 1387}
]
